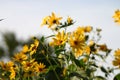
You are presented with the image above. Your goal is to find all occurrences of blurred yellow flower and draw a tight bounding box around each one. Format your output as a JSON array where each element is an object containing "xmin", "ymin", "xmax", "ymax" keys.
[
  {"xmin": 29, "ymin": 39, "xmax": 39, "ymax": 55},
  {"xmin": 12, "ymin": 52, "xmax": 28, "ymax": 63},
  {"xmin": 113, "ymin": 9, "xmax": 120, "ymax": 24},
  {"xmin": 34, "ymin": 62, "xmax": 46, "ymax": 73},
  {"xmin": 22, "ymin": 45, "xmax": 29, "ymax": 53},
  {"xmin": 84, "ymin": 26, "xmax": 93, "ymax": 33},
  {"xmin": 41, "ymin": 16, "xmax": 49, "ymax": 26},
  {"xmin": 113, "ymin": 58, "xmax": 120, "ymax": 68},
  {"xmin": 67, "ymin": 16, "xmax": 73, "ymax": 24},
  {"xmin": 22, "ymin": 59, "xmax": 37, "ymax": 72},
  {"xmin": 41, "ymin": 12, "xmax": 62, "ymax": 29},
  {"xmin": 50, "ymin": 30, "xmax": 68, "ymax": 46},
  {"xmin": 74, "ymin": 49, "xmax": 84, "ymax": 58},
  {"xmin": 69, "ymin": 32, "xmax": 85, "ymax": 50},
  {"xmin": 48, "ymin": 12, "xmax": 62, "ymax": 28},
  {"xmin": 114, "ymin": 49, "xmax": 120, "ymax": 56},
  {"xmin": 9, "ymin": 69, "xmax": 16, "ymax": 80}
]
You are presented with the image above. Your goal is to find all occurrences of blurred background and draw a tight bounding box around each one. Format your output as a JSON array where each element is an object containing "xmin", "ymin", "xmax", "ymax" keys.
[{"xmin": 0, "ymin": 0, "xmax": 120, "ymax": 72}]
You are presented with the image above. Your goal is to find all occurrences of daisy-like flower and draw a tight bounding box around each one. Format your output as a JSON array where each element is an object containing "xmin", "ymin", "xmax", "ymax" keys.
[
  {"xmin": 69, "ymin": 32, "xmax": 85, "ymax": 50},
  {"xmin": 34, "ymin": 62, "xmax": 46, "ymax": 74},
  {"xmin": 69, "ymin": 30, "xmax": 86, "ymax": 57},
  {"xmin": 113, "ymin": 9, "xmax": 120, "ymax": 24},
  {"xmin": 12, "ymin": 52, "xmax": 28, "ymax": 63},
  {"xmin": 29, "ymin": 39, "xmax": 39, "ymax": 55},
  {"xmin": 48, "ymin": 12, "xmax": 62, "ymax": 28},
  {"xmin": 67, "ymin": 16, "xmax": 73, "ymax": 24},
  {"xmin": 41, "ymin": 12, "xmax": 62, "ymax": 29},
  {"xmin": 49, "ymin": 30, "xmax": 68, "ymax": 46},
  {"xmin": 0, "ymin": 61, "xmax": 17, "ymax": 79},
  {"xmin": 22, "ymin": 59, "xmax": 37, "ymax": 72},
  {"xmin": 41, "ymin": 16, "xmax": 49, "ymax": 26}
]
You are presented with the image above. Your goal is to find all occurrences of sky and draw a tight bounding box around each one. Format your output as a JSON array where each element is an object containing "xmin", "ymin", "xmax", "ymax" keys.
[{"xmin": 0, "ymin": 0, "xmax": 120, "ymax": 48}]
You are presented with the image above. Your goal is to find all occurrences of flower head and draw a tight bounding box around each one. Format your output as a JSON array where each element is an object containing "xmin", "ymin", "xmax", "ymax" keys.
[
  {"xmin": 41, "ymin": 12, "xmax": 62, "ymax": 29},
  {"xmin": 50, "ymin": 30, "xmax": 68, "ymax": 46},
  {"xmin": 29, "ymin": 39, "xmax": 39, "ymax": 55},
  {"xmin": 12, "ymin": 52, "xmax": 28, "ymax": 63},
  {"xmin": 34, "ymin": 62, "xmax": 46, "ymax": 73},
  {"xmin": 113, "ymin": 9, "xmax": 120, "ymax": 24}
]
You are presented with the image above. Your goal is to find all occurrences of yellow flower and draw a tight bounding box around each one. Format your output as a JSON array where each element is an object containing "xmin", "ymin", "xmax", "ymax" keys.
[
  {"xmin": 84, "ymin": 46, "xmax": 91, "ymax": 55},
  {"xmin": 67, "ymin": 16, "xmax": 73, "ymax": 24},
  {"xmin": 69, "ymin": 32, "xmax": 85, "ymax": 49},
  {"xmin": 113, "ymin": 9, "xmax": 120, "ymax": 24},
  {"xmin": 0, "ymin": 61, "xmax": 7, "ymax": 70},
  {"xmin": 74, "ymin": 49, "xmax": 84, "ymax": 58},
  {"xmin": 22, "ymin": 59, "xmax": 37, "ymax": 72},
  {"xmin": 114, "ymin": 49, "xmax": 120, "ymax": 58},
  {"xmin": 29, "ymin": 39, "xmax": 39, "ymax": 55},
  {"xmin": 113, "ymin": 58, "xmax": 120, "ymax": 68},
  {"xmin": 48, "ymin": 12, "xmax": 62, "ymax": 27},
  {"xmin": 34, "ymin": 62, "xmax": 46, "ymax": 73},
  {"xmin": 0, "ymin": 61, "xmax": 16, "ymax": 71},
  {"xmin": 22, "ymin": 45, "xmax": 29, "ymax": 53},
  {"xmin": 75, "ymin": 26, "xmax": 85, "ymax": 35},
  {"xmin": 50, "ymin": 30, "xmax": 68, "ymax": 46},
  {"xmin": 12, "ymin": 52, "xmax": 28, "ymax": 63},
  {"xmin": 9, "ymin": 69, "xmax": 16, "ymax": 80},
  {"xmin": 84, "ymin": 26, "xmax": 93, "ymax": 33},
  {"xmin": 41, "ymin": 16, "xmax": 49, "ymax": 26}
]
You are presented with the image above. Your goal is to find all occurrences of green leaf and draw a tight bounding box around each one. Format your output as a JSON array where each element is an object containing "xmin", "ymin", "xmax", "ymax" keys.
[
  {"xmin": 100, "ymin": 67, "xmax": 108, "ymax": 73},
  {"xmin": 74, "ymin": 59, "xmax": 85, "ymax": 67},
  {"xmin": 40, "ymin": 36, "xmax": 45, "ymax": 42},
  {"xmin": 114, "ymin": 73, "xmax": 120, "ymax": 80}
]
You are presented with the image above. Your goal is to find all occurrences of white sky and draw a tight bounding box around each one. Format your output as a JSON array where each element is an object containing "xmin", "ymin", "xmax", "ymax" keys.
[{"xmin": 0, "ymin": 0, "xmax": 120, "ymax": 49}]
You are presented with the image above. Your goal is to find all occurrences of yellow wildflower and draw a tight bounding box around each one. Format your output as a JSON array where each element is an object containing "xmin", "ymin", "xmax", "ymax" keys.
[
  {"xmin": 74, "ymin": 49, "xmax": 84, "ymax": 58},
  {"xmin": 67, "ymin": 16, "xmax": 73, "ymax": 24},
  {"xmin": 75, "ymin": 26, "xmax": 85, "ymax": 35},
  {"xmin": 84, "ymin": 26, "xmax": 93, "ymax": 33},
  {"xmin": 69, "ymin": 32, "xmax": 85, "ymax": 49},
  {"xmin": 22, "ymin": 45, "xmax": 29, "ymax": 53},
  {"xmin": 34, "ymin": 62, "xmax": 46, "ymax": 73},
  {"xmin": 22, "ymin": 59, "xmax": 37, "ymax": 72},
  {"xmin": 9, "ymin": 69, "xmax": 16, "ymax": 80},
  {"xmin": 113, "ymin": 58, "xmax": 120, "ymax": 68},
  {"xmin": 84, "ymin": 46, "xmax": 91, "ymax": 55},
  {"xmin": 50, "ymin": 30, "xmax": 68, "ymax": 46},
  {"xmin": 29, "ymin": 39, "xmax": 39, "ymax": 55},
  {"xmin": 48, "ymin": 12, "xmax": 62, "ymax": 28},
  {"xmin": 114, "ymin": 49, "xmax": 120, "ymax": 58},
  {"xmin": 12, "ymin": 52, "xmax": 28, "ymax": 63},
  {"xmin": 41, "ymin": 16, "xmax": 49, "ymax": 26},
  {"xmin": 113, "ymin": 9, "xmax": 120, "ymax": 24}
]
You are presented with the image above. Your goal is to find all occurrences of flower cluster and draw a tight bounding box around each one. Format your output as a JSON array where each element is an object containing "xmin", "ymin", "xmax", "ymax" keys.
[
  {"xmin": 0, "ymin": 38, "xmax": 46, "ymax": 79},
  {"xmin": 0, "ymin": 10, "xmax": 120, "ymax": 80}
]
